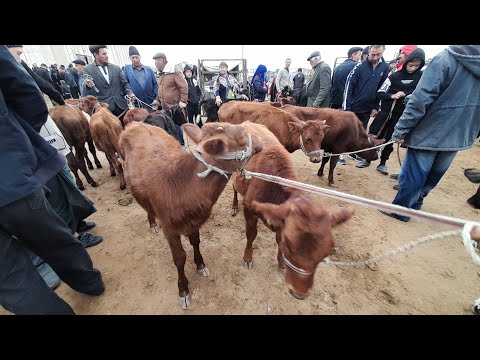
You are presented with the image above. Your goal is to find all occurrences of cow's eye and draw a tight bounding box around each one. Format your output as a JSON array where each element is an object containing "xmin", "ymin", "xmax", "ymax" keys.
[{"xmin": 305, "ymin": 139, "xmax": 311, "ymax": 143}]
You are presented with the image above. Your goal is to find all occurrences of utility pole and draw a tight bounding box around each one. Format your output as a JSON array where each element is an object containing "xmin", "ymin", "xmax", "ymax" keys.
[{"xmin": 241, "ymin": 45, "xmax": 244, "ymax": 59}]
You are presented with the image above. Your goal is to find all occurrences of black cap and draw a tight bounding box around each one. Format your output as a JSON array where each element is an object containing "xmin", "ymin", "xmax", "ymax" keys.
[
  {"xmin": 89, "ymin": 45, "xmax": 107, "ymax": 54},
  {"xmin": 307, "ymin": 50, "xmax": 320, "ymax": 61},
  {"xmin": 129, "ymin": 46, "xmax": 140, "ymax": 57},
  {"xmin": 153, "ymin": 52, "xmax": 167, "ymax": 60},
  {"xmin": 183, "ymin": 65, "xmax": 192, "ymax": 73},
  {"xmin": 6, "ymin": 45, "xmax": 23, "ymax": 48},
  {"xmin": 347, "ymin": 47, "xmax": 363, "ymax": 58},
  {"xmin": 72, "ymin": 59, "xmax": 86, "ymax": 66}
]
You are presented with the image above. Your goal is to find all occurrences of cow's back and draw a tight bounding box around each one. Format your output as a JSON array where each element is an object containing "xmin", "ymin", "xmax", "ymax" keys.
[{"xmin": 90, "ymin": 108, "xmax": 123, "ymax": 153}]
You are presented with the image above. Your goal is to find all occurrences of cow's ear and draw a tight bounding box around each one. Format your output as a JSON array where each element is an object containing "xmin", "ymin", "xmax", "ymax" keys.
[
  {"xmin": 330, "ymin": 205, "xmax": 355, "ymax": 227},
  {"xmin": 288, "ymin": 121, "xmax": 303, "ymax": 133},
  {"xmin": 322, "ymin": 124, "xmax": 331, "ymax": 135},
  {"xmin": 250, "ymin": 135, "xmax": 264, "ymax": 155},
  {"xmin": 182, "ymin": 123, "xmax": 202, "ymax": 143},
  {"xmin": 99, "ymin": 102, "xmax": 109, "ymax": 108},
  {"xmin": 202, "ymin": 138, "xmax": 225, "ymax": 155},
  {"xmin": 251, "ymin": 201, "xmax": 289, "ymax": 229}
]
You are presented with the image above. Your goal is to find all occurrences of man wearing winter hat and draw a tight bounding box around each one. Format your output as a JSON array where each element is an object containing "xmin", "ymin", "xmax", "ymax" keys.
[
  {"xmin": 83, "ymin": 45, "xmax": 134, "ymax": 118},
  {"xmin": 183, "ymin": 65, "xmax": 202, "ymax": 126},
  {"xmin": 212, "ymin": 61, "xmax": 241, "ymax": 106},
  {"xmin": 123, "ymin": 46, "xmax": 158, "ymax": 107}
]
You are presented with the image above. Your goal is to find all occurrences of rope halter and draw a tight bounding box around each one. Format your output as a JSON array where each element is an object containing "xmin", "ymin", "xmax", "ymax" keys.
[
  {"xmin": 299, "ymin": 132, "xmax": 324, "ymax": 158},
  {"xmin": 192, "ymin": 133, "xmax": 254, "ymax": 179},
  {"xmin": 283, "ymin": 255, "xmax": 314, "ymax": 276}
]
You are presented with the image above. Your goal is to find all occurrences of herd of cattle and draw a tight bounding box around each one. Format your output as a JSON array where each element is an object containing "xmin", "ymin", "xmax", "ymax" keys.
[{"xmin": 47, "ymin": 97, "xmax": 480, "ymax": 310}]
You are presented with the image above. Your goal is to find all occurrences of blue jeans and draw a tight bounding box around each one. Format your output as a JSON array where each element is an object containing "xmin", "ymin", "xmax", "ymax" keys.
[{"xmin": 393, "ymin": 148, "xmax": 457, "ymax": 210}]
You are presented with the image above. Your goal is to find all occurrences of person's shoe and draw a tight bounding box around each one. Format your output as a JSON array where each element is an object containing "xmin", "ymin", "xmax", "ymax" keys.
[
  {"xmin": 393, "ymin": 184, "xmax": 401, "ymax": 191},
  {"xmin": 78, "ymin": 232, "xmax": 103, "ymax": 248},
  {"xmin": 36, "ymin": 262, "xmax": 61, "ymax": 290},
  {"xmin": 77, "ymin": 220, "xmax": 96, "ymax": 233},
  {"xmin": 356, "ymin": 160, "xmax": 370, "ymax": 168},
  {"xmin": 378, "ymin": 210, "xmax": 411, "ymax": 222},
  {"xmin": 348, "ymin": 154, "xmax": 359, "ymax": 161},
  {"xmin": 337, "ymin": 157, "xmax": 347, "ymax": 165},
  {"xmin": 390, "ymin": 173, "xmax": 399, "ymax": 180},
  {"xmin": 376, "ymin": 164, "xmax": 388, "ymax": 175}
]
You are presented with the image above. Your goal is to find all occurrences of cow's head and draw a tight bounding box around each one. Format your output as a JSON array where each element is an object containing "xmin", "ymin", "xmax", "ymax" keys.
[
  {"xmin": 288, "ymin": 120, "xmax": 330, "ymax": 163},
  {"xmin": 357, "ymin": 134, "xmax": 385, "ymax": 161},
  {"xmin": 123, "ymin": 108, "xmax": 149, "ymax": 126},
  {"xmin": 183, "ymin": 122, "xmax": 263, "ymax": 175},
  {"xmin": 251, "ymin": 199, "xmax": 355, "ymax": 299},
  {"xmin": 79, "ymin": 95, "xmax": 100, "ymax": 115}
]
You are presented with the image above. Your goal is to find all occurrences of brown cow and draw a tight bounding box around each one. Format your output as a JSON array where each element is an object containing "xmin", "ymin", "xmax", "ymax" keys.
[
  {"xmin": 217, "ymin": 101, "xmax": 329, "ymax": 163},
  {"xmin": 123, "ymin": 108, "xmax": 149, "ymax": 126},
  {"xmin": 231, "ymin": 121, "xmax": 355, "ymax": 299},
  {"xmin": 90, "ymin": 106, "xmax": 126, "ymax": 190},
  {"xmin": 118, "ymin": 121, "xmax": 263, "ymax": 309},
  {"xmin": 281, "ymin": 105, "xmax": 385, "ymax": 187},
  {"xmin": 48, "ymin": 105, "xmax": 99, "ymax": 190}
]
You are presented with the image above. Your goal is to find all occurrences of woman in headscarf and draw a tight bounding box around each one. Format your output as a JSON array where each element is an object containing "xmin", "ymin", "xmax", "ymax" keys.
[{"xmin": 251, "ymin": 64, "xmax": 268, "ymax": 102}]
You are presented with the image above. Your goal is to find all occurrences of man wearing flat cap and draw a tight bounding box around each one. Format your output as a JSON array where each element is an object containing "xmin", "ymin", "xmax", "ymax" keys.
[
  {"xmin": 151, "ymin": 51, "xmax": 188, "ymax": 145},
  {"xmin": 123, "ymin": 46, "xmax": 158, "ymax": 107},
  {"xmin": 83, "ymin": 45, "xmax": 134, "ymax": 118},
  {"xmin": 305, "ymin": 50, "xmax": 331, "ymax": 108},
  {"xmin": 330, "ymin": 46, "xmax": 363, "ymax": 109}
]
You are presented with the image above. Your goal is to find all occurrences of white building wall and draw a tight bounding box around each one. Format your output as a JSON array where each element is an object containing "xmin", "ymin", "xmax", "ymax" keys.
[{"xmin": 21, "ymin": 45, "xmax": 130, "ymax": 68}]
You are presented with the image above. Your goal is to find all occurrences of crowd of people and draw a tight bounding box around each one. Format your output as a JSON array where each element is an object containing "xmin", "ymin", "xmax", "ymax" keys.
[{"xmin": 1, "ymin": 44, "xmax": 480, "ymax": 315}]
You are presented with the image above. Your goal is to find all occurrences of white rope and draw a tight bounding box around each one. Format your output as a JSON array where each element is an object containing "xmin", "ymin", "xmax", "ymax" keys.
[
  {"xmin": 461, "ymin": 222, "xmax": 480, "ymax": 266},
  {"xmin": 323, "ymin": 139, "xmax": 396, "ymax": 158},
  {"xmin": 323, "ymin": 230, "xmax": 460, "ymax": 268}
]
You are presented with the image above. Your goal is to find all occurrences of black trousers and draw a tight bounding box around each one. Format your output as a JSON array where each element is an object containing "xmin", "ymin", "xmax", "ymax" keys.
[
  {"xmin": 186, "ymin": 103, "xmax": 200, "ymax": 126},
  {"xmin": 0, "ymin": 188, "xmax": 104, "ymax": 315},
  {"xmin": 354, "ymin": 112, "xmax": 371, "ymax": 129}
]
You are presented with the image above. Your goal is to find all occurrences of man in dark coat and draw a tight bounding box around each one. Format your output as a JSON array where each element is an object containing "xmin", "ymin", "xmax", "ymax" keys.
[
  {"xmin": 82, "ymin": 45, "xmax": 134, "ymax": 117},
  {"xmin": 0, "ymin": 45, "xmax": 104, "ymax": 315},
  {"xmin": 330, "ymin": 46, "xmax": 362, "ymax": 109}
]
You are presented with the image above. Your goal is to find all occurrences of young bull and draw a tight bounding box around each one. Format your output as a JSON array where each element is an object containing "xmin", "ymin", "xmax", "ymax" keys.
[
  {"xmin": 118, "ymin": 122, "xmax": 263, "ymax": 309},
  {"xmin": 281, "ymin": 105, "xmax": 385, "ymax": 187},
  {"xmin": 218, "ymin": 101, "xmax": 329, "ymax": 163},
  {"xmin": 231, "ymin": 121, "xmax": 355, "ymax": 300}
]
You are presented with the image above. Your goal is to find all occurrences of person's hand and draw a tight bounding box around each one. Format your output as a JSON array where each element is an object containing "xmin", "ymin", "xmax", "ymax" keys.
[
  {"xmin": 393, "ymin": 138, "xmax": 404, "ymax": 144},
  {"xmin": 391, "ymin": 91, "xmax": 406, "ymax": 100},
  {"xmin": 370, "ymin": 109, "xmax": 378, "ymax": 118},
  {"xmin": 151, "ymin": 100, "xmax": 160, "ymax": 110},
  {"xmin": 470, "ymin": 226, "xmax": 480, "ymax": 242},
  {"xmin": 215, "ymin": 96, "xmax": 222, "ymax": 107},
  {"xmin": 178, "ymin": 101, "xmax": 187, "ymax": 109},
  {"xmin": 85, "ymin": 79, "xmax": 95, "ymax": 88}
]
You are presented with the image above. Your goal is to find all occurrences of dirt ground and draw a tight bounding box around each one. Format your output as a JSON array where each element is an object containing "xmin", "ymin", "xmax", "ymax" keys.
[{"xmin": 4, "ymin": 136, "xmax": 480, "ymax": 315}]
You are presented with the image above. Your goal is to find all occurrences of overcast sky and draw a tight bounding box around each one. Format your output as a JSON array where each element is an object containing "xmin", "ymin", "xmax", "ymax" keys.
[{"xmin": 134, "ymin": 45, "xmax": 449, "ymax": 73}]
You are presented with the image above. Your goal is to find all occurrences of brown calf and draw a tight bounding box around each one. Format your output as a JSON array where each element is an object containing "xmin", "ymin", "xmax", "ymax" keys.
[
  {"xmin": 218, "ymin": 101, "xmax": 329, "ymax": 163},
  {"xmin": 281, "ymin": 105, "xmax": 386, "ymax": 187},
  {"xmin": 231, "ymin": 121, "xmax": 355, "ymax": 299},
  {"xmin": 90, "ymin": 107, "xmax": 126, "ymax": 190},
  {"xmin": 118, "ymin": 122, "xmax": 263, "ymax": 309},
  {"xmin": 123, "ymin": 108, "xmax": 149, "ymax": 126},
  {"xmin": 48, "ymin": 105, "xmax": 99, "ymax": 190}
]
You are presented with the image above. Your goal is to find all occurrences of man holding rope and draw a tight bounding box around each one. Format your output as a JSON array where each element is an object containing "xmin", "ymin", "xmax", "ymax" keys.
[{"xmin": 381, "ymin": 45, "xmax": 480, "ymax": 222}]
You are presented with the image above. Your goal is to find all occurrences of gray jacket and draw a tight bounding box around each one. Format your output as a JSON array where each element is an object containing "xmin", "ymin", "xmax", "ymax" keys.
[
  {"xmin": 82, "ymin": 62, "xmax": 132, "ymax": 111},
  {"xmin": 306, "ymin": 61, "xmax": 331, "ymax": 108},
  {"xmin": 393, "ymin": 45, "xmax": 480, "ymax": 151}
]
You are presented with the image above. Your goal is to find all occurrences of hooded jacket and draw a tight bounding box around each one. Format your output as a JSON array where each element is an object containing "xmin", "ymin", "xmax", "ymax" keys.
[
  {"xmin": 396, "ymin": 45, "xmax": 417, "ymax": 71},
  {"xmin": 392, "ymin": 45, "xmax": 480, "ymax": 150}
]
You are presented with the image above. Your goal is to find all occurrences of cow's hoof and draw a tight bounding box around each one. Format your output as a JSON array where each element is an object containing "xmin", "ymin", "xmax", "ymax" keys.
[
  {"xmin": 110, "ymin": 172, "xmax": 116, "ymax": 177},
  {"xmin": 467, "ymin": 197, "xmax": 480, "ymax": 209},
  {"xmin": 96, "ymin": 164, "xmax": 102, "ymax": 169},
  {"xmin": 179, "ymin": 295, "xmax": 191, "ymax": 310},
  {"xmin": 78, "ymin": 185, "xmax": 85, "ymax": 191},
  {"xmin": 197, "ymin": 267, "xmax": 209, "ymax": 277},
  {"xmin": 120, "ymin": 184, "xmax": 126, "ymax": 190},
  {"xmin": 88, "ymin": 165, "xmax": 94, "ymax": 170},
  {"xmin": 329, "ymin": 183, "xmax": 338, "ymax": 188},
  {"xmin": 231, "ymin": 208, "xmax": 238, "ymax": 216},
  {"xmin": 242, "ymin": 260, "xmax": 253, "ymax": 269},
  {"xmin": 150, "ymin": 226, "xmax": 159, "ymax": 234},
  {"xmin": 317, "ymin": 172, "xmax": 324, "ymax": 177},
  {"xmin": 90, "ymin": 181, "xmax": 99, "ymax": 187}
]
